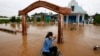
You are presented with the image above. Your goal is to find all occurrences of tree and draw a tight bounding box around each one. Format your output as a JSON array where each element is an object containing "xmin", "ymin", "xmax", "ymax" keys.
[
  {"xmin": 0, "ymin": 19, "xmax": 10, "ymax": 24},
  {"xmin": 16, "ymin": 16, "xmax": 21, "ymax": 23},
  {"xmin": 84, "ymin": 14, "xmax": 89, "ymax": 20},
  {"xmin": 93, "ymin": 13, "xmax": 100, "ymax": 24},
  {"xmin": 10, "ymin": 16, "xmax": 16, "ymax": 22}
]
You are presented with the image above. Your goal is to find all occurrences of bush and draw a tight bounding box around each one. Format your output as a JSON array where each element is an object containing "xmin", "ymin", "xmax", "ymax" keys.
[
  {"xmin": 0, "ymin": 19, "xmax": 10, "ymax": 24},
  {"xmin": 93, "ymin": 14, "xmax": 100, "ymax": 24},
  {"xmin": 16, "ymin": 17, "xmax": 21, "ymax": 23},
  {"xmin": 10, "ymin": 16, "xmax": 16, "ymax": 22}
]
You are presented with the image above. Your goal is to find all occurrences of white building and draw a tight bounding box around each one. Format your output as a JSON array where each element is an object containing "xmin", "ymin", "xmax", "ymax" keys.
[
  {"xmin": 88, "ymin": 16, "xmax": 94, "ymax": 24},
  {"xmin": 63, "ymin": 0, "xmax": 86, "ymax": 24}
]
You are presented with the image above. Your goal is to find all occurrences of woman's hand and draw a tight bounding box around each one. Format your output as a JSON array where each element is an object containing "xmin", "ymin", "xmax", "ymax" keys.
[
  {"xmin": 52, "ymin": 36, "xmax": 56, "ymax": 40},
  {"xmin": 54, "ymin": 37, "xmax": 56, "ymax": 39}
]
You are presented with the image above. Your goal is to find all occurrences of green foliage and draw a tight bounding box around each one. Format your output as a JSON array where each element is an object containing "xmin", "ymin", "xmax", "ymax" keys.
[
  {"xmin": 16, "ymin": 17, "xmax": 21, "ymax": 23},
  {"xmin": 36, "ymin": 18, "xmax": 41, "ymax": 22},
  {"xmin": 0, "ymin": 19, "xmax": 10, "ymax": 24},
  {"xmin": 85, "ymin": 14, "xmax": 89, "ymax": 20},
  {"xmin": 10, "ymin": 16, "xmax": 16, "ymax": 22},
  {"xmin": 0, "ymin": 16, "xmax": 21, "ymax": 24},
  {"xmin": 93, "ymin": 14, "xmax": 100, "ymax": 24}
]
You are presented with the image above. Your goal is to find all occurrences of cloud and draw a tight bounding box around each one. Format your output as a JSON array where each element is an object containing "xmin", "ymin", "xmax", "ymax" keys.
[{"xmin": 0, "ymin": 0, "xmax": 100, "ymax": 16}]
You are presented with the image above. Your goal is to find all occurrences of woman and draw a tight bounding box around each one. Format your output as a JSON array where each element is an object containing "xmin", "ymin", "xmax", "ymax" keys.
[{"xmin": 42, "ymin": 32, "xmax": 57, "ymax": 56}]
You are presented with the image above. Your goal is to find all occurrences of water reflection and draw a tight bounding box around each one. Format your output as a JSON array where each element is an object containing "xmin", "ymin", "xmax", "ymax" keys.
[
  {"xmin": 19, "ymin": 36, "xmax": 29, "ymax": 56},
  {"xmin": 31, "ymin": 22, "xmax": 55, "ymax": 27},
  {"xmin": 10, "ymin": 23, "xmax": 16, "ymax": 29},
  {"xmin": 17, "ymin": 23, "xmax": 21, "ymax": 29}
]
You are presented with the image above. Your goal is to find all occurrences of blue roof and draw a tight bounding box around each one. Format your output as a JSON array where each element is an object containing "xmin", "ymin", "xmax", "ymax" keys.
[{"xmin": 68, "ymin": 0, "xmax": 86, "ymax": 14}]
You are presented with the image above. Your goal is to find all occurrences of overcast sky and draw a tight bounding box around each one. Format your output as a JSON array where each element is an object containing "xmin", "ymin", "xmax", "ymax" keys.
[{"xmin": 0, "ymin": 0, "xmax": 100, "ymax": 17}]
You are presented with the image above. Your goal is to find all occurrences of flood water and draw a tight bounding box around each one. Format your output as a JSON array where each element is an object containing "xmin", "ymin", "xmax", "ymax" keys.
[{"xmin": 0, "ymin": 23, "xmax": 100, "ymax": 56}]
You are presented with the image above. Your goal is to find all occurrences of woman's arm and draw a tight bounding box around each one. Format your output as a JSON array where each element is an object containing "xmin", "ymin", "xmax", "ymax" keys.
[{"xmin": 52, "ymin": 37, "xmax": 56, "ymax": 41}]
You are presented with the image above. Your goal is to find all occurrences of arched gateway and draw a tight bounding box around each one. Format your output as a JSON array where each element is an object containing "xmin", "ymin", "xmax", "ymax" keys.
[{"xmin": 18, "ymin": 1, "xmax": 71, "ymax": 43}]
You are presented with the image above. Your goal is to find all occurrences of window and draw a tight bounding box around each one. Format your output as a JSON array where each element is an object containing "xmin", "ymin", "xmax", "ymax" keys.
[{"xmin": 71, "ymin": 6, "xmax": 74, "ymax": 11}]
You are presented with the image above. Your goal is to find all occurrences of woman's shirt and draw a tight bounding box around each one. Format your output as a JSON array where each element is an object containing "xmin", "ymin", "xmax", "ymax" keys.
[{"xmin": 42, "ymin": 38, "xmax": 53, "ymax": 52}]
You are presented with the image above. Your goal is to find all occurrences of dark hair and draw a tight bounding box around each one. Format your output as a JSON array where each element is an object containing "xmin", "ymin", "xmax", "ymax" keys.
[{"xmin": 45, "ymin": 32, "xmax": 53, "ymax": 38}]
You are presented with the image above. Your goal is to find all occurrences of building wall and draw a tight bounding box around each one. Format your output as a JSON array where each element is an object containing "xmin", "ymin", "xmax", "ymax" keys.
[
  {"xmin": 68, "ymin": 15, "xmax": 76, "ymax": 23},
  {"xmin": 63, "ymin": 14, "xmax": 85, "ymax": 24}
]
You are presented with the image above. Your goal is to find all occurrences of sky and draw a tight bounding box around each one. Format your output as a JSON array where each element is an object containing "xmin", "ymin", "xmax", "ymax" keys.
[{"xmin": 0, "ymin": 0, "xmax": 100, "ymax": 17}]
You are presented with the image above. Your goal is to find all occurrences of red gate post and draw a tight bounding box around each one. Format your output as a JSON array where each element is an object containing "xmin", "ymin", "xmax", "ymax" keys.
[
  {"xmin": 58, "ymin": 14, "xmax": 64, "ymax": 43},
  {"xmin": 22, "ymin": 14, "xmax": 27, "ymax": 35}
]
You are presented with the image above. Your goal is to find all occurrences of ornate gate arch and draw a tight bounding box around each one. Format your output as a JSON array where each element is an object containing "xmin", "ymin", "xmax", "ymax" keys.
[{"xmin": 18, "ymin": 1, "xmax": 71, "ymax": 43}]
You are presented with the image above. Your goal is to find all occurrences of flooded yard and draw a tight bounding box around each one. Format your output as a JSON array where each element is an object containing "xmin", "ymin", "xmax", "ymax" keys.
[{"xmin": 0, "ymin": 23, "xmax": 100, "ymax": 56}]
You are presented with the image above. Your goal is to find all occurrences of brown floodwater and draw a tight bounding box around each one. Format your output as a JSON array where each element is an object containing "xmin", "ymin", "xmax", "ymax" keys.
[{"xmin": 0, "ymin": 23, "xmax": 100, "ymax": 56}]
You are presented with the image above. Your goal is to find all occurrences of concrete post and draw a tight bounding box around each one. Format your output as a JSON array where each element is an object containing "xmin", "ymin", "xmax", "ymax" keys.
[
  {"xmin": 82, "ymin": 14, "xmax": 85, "ymax": 25},
  {"xmin": 66, "ymin": 15, "xmax": 69, "ymax": 24},
  {"xmin": 77, "ymin": 14, "xmax": 80, "ymax": 24}
]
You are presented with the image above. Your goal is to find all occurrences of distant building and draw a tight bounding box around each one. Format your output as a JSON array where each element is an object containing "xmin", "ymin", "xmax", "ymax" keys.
[
  {"xmin": 88, "ymin": 16, "xmax": 94, "ymax": 24},
  {"xmin": 31, "ymin": 12, "xmax": 54, "ymax": 22},
  {"xmin": 64, "ymin": 0, "xmax": 86, "ymax": 24}
]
